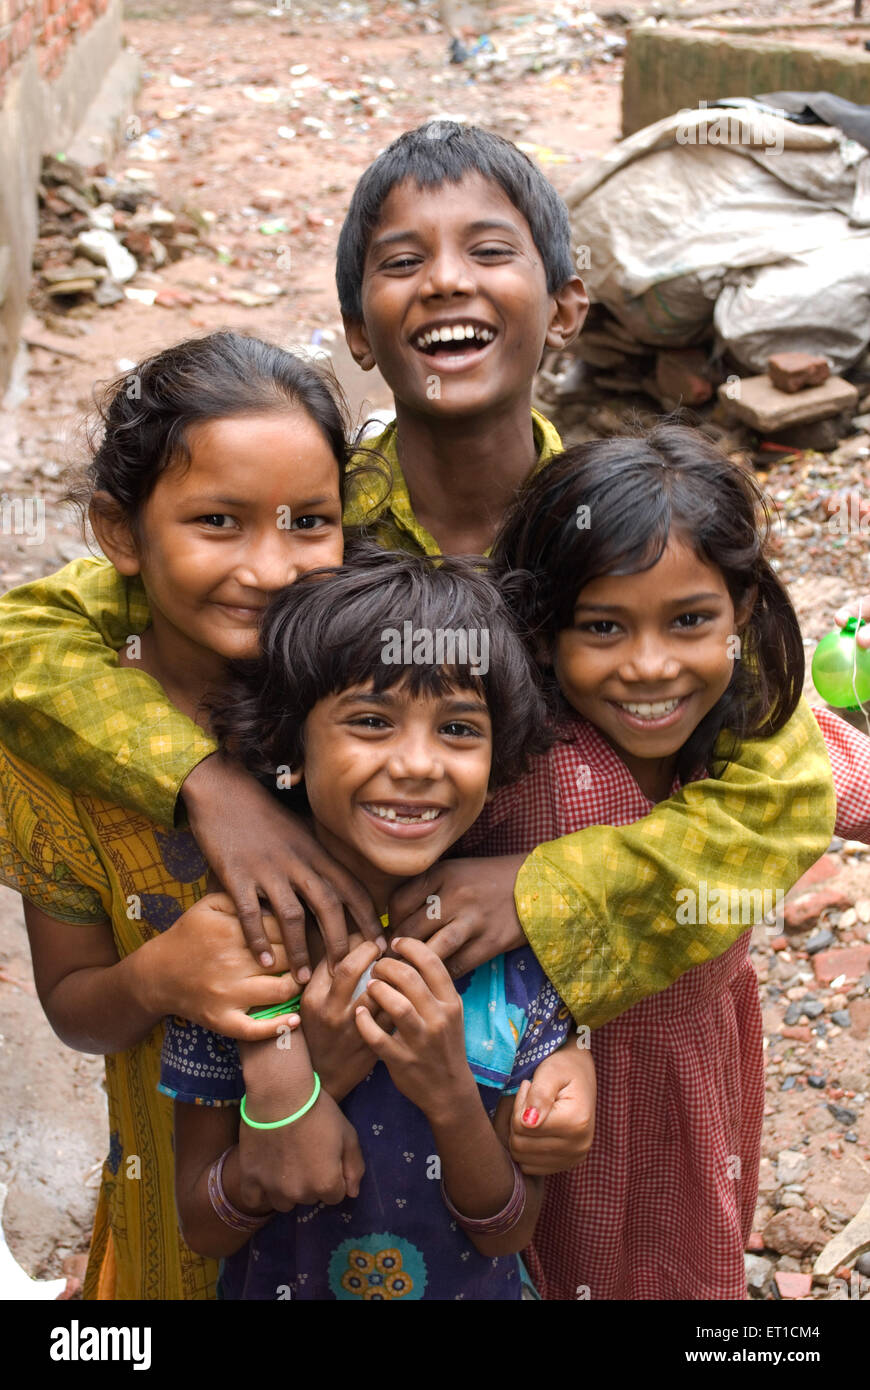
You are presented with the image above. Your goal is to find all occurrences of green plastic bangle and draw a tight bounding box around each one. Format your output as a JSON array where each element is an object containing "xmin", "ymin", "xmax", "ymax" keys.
[
  {"xmin": 248, "ymin": 993, "xmax": 303, "ymax": 1023},
  {"xmin": 239, "ymin": 1073, "xmax": 321, "ymax": 1130}
]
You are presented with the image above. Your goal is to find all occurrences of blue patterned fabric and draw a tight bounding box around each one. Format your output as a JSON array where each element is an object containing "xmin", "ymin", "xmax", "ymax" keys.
[{"xmin": 160, "ymin": 945, "xmax": 571, "ymax": 1300}]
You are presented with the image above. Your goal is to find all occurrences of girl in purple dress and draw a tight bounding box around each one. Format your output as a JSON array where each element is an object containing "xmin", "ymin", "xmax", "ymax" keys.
[{"xmin": 161, "ymin": 546, "xmax": 580, "ymax": 1300}]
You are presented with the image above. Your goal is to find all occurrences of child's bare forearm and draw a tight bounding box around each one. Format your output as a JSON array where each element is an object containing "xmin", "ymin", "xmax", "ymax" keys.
[
  {"xmin": 427, "ymin": 1088, "xmax": 542, "ymax": 1256},
  {"xmin": 24, "ymin": 902, "xmax": 165, "ymax": 1054},
  {"xmin": 239, "ymin": 1030, "xmax": 317, "ymax": 1117},
  {"xmin": 183, "ymin": 1144, "xmax": 272, "ymax": 1259},
  {"xmin": 40, "ymin": 955, "xmax": 161, "ymax": 1053},
  {"xmin": 174, "ymin": 1098, "xmax": 273, "ymax": 1259}
]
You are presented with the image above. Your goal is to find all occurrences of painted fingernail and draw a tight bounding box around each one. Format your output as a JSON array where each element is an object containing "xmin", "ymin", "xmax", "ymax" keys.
[
  {"xmin": 259, "ymin": 951, "xmax": 274, "ymax": 967},
  {"xmin": 522, "ymin": 1107, "xmax": 539, "ymax": 1126}
]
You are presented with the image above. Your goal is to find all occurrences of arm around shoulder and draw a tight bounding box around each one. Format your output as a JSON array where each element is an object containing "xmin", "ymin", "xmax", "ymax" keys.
[
  {"xmin": 0, "ymin": 559, "xmax": 215, "ymax": 826},
  {"xmin": 517, "ymin": 696, "xmax": 837, "ymax": 1028}
]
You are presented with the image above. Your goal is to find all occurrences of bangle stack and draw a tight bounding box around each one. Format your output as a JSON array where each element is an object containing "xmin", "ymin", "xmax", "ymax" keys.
[
  {"xmin": 441, "ymin": 1159, "xmax": 527, "ymax": 1236},
  {"xmin": 207, "ymin": 1146, "xmax": 272, "ymax": 1233}
]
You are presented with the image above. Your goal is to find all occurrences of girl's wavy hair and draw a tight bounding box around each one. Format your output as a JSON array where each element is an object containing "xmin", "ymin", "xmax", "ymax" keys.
[
  {"xmin": 65, "ymin": 330, "xmax": 389, "ymax": 536},
  {"xmin": 212, "ymin": 540, "xmax": 552, "ymax": 791},
  {"xmin": 491, "ymin": 423, "xmax": 804, "ymax": 782}
]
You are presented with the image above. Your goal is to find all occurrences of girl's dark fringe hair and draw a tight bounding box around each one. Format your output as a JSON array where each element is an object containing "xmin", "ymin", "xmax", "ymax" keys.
[
  {"xmin": 62, "ymin": 330, "xmax": 391, "ymax": 539},
  {"xmin": 210, "ymin": 540, "xmax": 553, "ymax": 792},
  {"xmin": 491, "ymin": 421, "xmax": 805, "ymax": 783}
]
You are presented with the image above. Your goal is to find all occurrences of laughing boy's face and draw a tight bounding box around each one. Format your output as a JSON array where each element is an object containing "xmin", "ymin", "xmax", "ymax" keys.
[
  {"xmin": 345, "ymin": 171, "xmax": 582, "ymax": 420},
  {"xmin": 297, "ymin": 679, "xmax": 492, "ymax": 903}
]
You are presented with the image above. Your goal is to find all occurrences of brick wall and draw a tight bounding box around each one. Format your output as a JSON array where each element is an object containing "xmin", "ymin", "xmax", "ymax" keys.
[{"xmin": 0, "ymin": 0, "xmax": 110, "ymax": 97}]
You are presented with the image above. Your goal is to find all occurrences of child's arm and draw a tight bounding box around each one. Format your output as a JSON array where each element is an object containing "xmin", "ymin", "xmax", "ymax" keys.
[
  {"xmin": 171, "ymin": 1038, "xmax": 365, "ymax": 1258},
  {"xmin": 508, "ymin": 1040, "xmax": 596, "ymax": 1176},
  {"xmin": 0, "ymin": 563, "xmax": 382, "ymax": 972},
  {"xmin": 0, "ymin": 560, "xmax": 209, "ymax": 826},
  {"xmin": 23, "ymin": 893, "xmax": 302, "ymax": 1052},
  {"xmin": 355, "ymin": 937, "xmax": 543, "ymax": 1256},
  {"xmin": 173, "ymin": 1103, "xmax": 270, "ymax": 1260},
  {"xmin": 813, "ymin": 706, "xmax": 870, "ymax": 843},
  {"xmin": 391, "ymin": 697, "xmax": 837, "ymax": 1027}
]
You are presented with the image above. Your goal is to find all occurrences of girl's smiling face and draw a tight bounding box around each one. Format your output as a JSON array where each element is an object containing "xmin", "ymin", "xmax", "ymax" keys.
[
  {"xmin": 107, "ymin": 410, "xmax": 344, "ymax": 687},
  {"xmin": 554, "ymin": 534, "xmax": 750, "ymax": 799},
  {"xmin": 296, "ymin": 680, "xmax": 492, "ymax": 907}
]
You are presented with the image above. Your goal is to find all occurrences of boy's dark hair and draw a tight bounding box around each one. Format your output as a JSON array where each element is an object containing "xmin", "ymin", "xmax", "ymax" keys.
[
  {"xmin": 214, "ymin": 541, "xmax": 551, "ymax": 791},
  {"xmin": 68, "ymin": 331, "xmax": 386, "ymax": 534},
  {"xmin": 492, "ymin": 424, "xmax": 805, "ymax": 782},
  {"xmin": 336, "ymin": 122, "xmax": 575, "ymax": 321}
]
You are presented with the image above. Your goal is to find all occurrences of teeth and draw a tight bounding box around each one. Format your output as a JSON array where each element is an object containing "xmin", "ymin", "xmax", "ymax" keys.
[
  {"xmin": 618, "ymin": 698, "xmax": 681, "ymax": 719},
  {"xmin": 366, "ymin": 804, "xmax": 442, "ymax": 823},
  {"xmin": 414, "ymin": 325, "xmax": 495, "ymax": 349}
]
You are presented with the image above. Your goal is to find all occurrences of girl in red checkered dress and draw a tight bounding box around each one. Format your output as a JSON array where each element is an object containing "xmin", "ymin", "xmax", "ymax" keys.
[{"xmin": 458, "ymin": 423, "xmax": 870, "ymax": 1300}]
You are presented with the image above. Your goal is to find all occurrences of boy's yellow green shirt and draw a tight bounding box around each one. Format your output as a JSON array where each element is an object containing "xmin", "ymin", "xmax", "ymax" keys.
[{"xmin": 0, "ymin": 409, "xmax": 837, "ymax": 1025}]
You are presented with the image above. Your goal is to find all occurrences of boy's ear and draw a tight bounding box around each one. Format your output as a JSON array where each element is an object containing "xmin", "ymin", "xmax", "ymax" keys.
[
  {"xmin": 285, "ymin": 764, "xmax": 305, "ymax": 787},
  {"xmin": 88, "ymin": 492, "xmax": 142, "ymax": 576},
  {"xmin": 343, "ymin": 314, "xmax": 376, "ymax": 372},
  {"xmin": 545, "ymin": 276, "xmax": 589, "ymax": 352}
]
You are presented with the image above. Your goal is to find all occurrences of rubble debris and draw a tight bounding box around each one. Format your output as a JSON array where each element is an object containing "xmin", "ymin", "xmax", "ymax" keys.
[
  {"xmin": 31, "ymin": 153, "xmax": 210, "ymax": 322},
  {"xmin": 718, "ymin": 375, "xmax": 859, "ymax": 432},
  {"xmin": 813, "ymin": 1193, "xmax": 870, "ymax": 1277},
  {"xmin": 763, "ymin": 1208, "xmax": 827, "ymax": 1258}
]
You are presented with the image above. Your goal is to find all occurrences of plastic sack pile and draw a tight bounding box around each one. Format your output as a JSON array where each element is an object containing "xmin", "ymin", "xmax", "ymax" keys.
[{"xmin": 565, "ymin": 102, "xmax": 870, "ymax": 375}]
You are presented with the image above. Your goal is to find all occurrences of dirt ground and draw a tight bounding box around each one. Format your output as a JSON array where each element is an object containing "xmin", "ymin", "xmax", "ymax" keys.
[{"xmin": 1, "ymin": 0, "xmax": 869, "ymax": 1300}]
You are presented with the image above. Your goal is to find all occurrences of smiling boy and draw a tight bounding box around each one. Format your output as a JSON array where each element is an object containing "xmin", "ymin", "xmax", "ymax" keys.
[{"xmin": 338, "ymin": 130, "xmax": 586, "ymax": 557}]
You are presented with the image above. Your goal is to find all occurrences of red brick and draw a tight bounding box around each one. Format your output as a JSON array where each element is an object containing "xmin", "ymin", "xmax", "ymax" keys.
[
  {"xmin": 848, "ymin": 997, "xmax": 870, "ymax": 1039},
  {"xmin": 656, "ymin": 348, "xmax": 713, "ymax": 406},
  {"xmin": 780, "ymin": 1024, "xmax": 812, "ymax": 1042},
  {"xmin": 774, "ymin": 1270, "xmax": 813, "ymax": 1299},
  {"xmin": 783, "ymin": 887, "xmax": 852, "ymax": 933},
  {"xmin": 812, "ymin": 942, "xmax": 870, "ymax": 984},
  {"xmin": 788, "ymin": 854, "xmax": 841, "ymax": 897},
  {"xmin": 768, "ymin": 352, "xmax": 830, "ymax": 393}
]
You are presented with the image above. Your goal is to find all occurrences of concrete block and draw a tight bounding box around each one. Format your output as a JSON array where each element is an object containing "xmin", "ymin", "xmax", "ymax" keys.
[
  {"xmin": 623, "ymin": 27, "xmax": 870, "ymax": 137},
  {"xmin": 718, "ymin": 373, "xmax": 858, "ymax": 430}
]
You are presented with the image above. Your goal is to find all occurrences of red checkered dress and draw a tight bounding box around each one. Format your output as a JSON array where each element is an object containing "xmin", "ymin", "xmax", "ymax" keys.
[{"xmin": 458, "ymin": 705, "xmax": 870, "ymax": 1300}]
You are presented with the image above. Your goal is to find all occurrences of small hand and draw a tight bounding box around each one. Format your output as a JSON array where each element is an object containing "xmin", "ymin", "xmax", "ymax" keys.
[
  {"xmin": 835, "ymin": 599, "xmax": 870, "ymax": 648},
  {"xmin": 354, "ymin": 937, "xmax": 473, "ymax": 1119},
  {"xmin": 148, "ymin": 893, "xmax": 302, "ymax": 1041},
  {"xmin": 182, "ymin": 753, "xmax": 384, "ymax": 978},
  {"xmin": 387, "ymin": 857, "xmax": 527, "ymax": 978},
  {"xmin": 237, "ymin": 1087, "xmax": 365, "ymax": 1211},
  {"xmin": 509, "ymin": 1043, "xmax": 596, "ymax": 1176},
  {"xmin": 301, "ymin": 938, "xmax": 383, "ymax": 1100}
]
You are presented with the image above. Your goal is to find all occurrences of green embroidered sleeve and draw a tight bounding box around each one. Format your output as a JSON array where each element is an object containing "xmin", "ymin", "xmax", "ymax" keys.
[{"xmin": 0, "ymin": 559, "xmax": 215, "ymax": 828}]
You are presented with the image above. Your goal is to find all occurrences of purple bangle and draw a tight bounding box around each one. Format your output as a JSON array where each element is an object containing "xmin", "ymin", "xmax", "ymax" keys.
[
  {"xmin": 207, "ymin": 1146, "xmax": 272, "ymax": 1234},
  {"xmin": 441, "ymin": 1159, "xmax": 527, "ymax": 1236}
]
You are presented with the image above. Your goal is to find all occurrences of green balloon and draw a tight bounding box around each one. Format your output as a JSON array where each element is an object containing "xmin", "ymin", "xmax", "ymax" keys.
[{"xmin": 811, "ymin": 620, "xmax": 870, "ymax": 708}]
